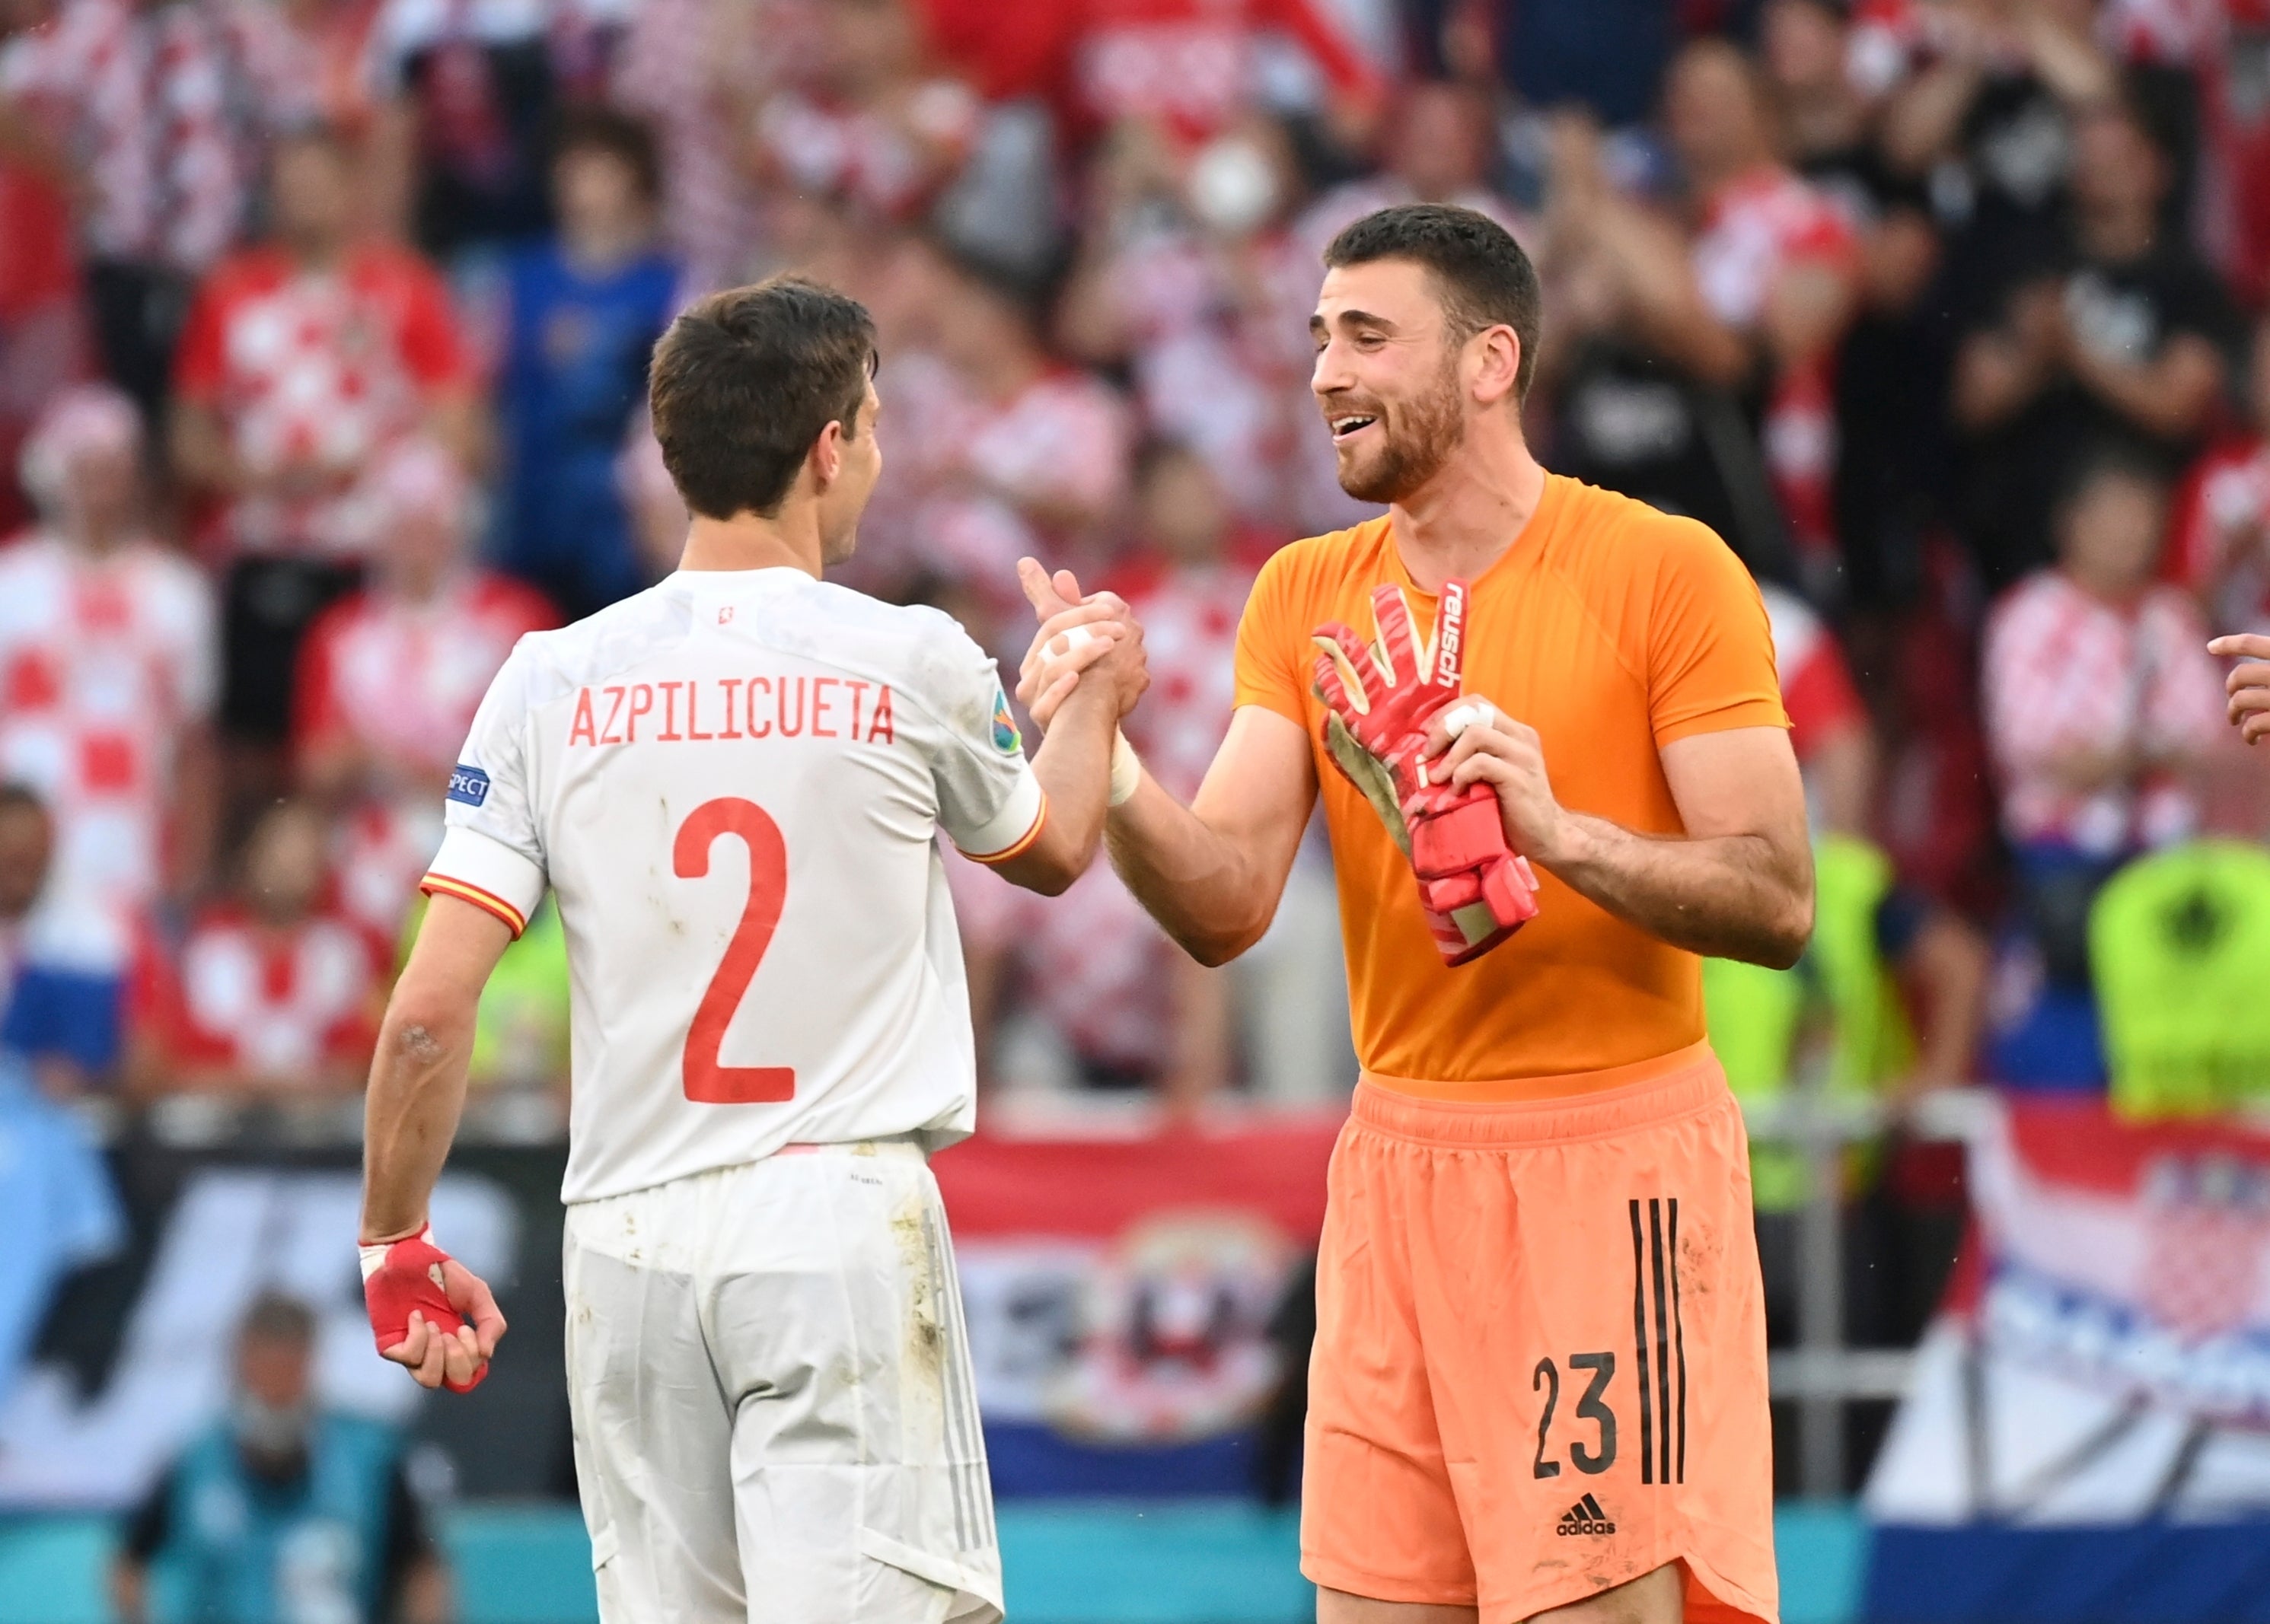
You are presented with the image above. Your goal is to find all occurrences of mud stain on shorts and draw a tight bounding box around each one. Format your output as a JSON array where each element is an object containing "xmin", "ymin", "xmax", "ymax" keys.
[{"xmin": 893, "ymin": 1199, "xmax": 947, "ymax": 1376}]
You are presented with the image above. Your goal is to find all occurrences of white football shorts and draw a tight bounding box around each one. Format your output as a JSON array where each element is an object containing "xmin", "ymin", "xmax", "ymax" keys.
[{"xmin": 563, "ymin": 1140, "xmax": 1002, "ymax": 1624}]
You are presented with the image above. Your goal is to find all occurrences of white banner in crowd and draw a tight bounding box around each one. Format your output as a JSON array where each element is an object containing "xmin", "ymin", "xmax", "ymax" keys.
[{"xmin": 1868, "ymin": 1097, "xmax": 2270, "ymax": 1525}]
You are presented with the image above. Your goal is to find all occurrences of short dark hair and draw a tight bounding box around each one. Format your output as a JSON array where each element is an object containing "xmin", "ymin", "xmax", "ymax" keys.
[
  {"xmin": 2103, "ymin": 70, "xmax": 2180, "ymax": 170},
  {"xmin": 2055, "ymin": 438, "xmax": 2169, "ymax": 518},
  {"xmin": 1134, "ymin": 435, "xmax": 1210, "ymax": 486},
  {"xmin": 648, "ymin": 278, "xmax": 878, "ymax": 521},
  {"xmin": 271, "ymin": 119, "xmax": 352, "ymax": 165},
  {"xmin": 0, "ymin": 783, "xmax": 46, "ymax": 822},
  {"xmin": 1322, "ymin": 204, "xmax": 1543, "ymax": 400},
  {"xmin": 239, "ymin": 1291, "xmax": 316, "ymax": 1347},
  {"xmin": 555, "ymin": 107, "xmax": 662, "ymax": 205}
]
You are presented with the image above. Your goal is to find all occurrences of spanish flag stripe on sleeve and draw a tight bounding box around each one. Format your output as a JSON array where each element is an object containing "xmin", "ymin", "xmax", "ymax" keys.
[
  {"xmin": 419, "ymin": 874, "xmax": 529, "ymax": 938},
  {"xmin": 966, "ymin": 796, "xmax": 1048, "ymax": 867}
]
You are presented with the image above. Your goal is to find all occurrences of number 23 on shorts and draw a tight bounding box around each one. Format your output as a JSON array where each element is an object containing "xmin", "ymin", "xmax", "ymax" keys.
[
  {"xmin": 1532, "ymin": 1352, "xmax": 1618, "ymax": 1479},
  {"xmin": 673, "ymin": 797, "xmax": 796, "ymax": 1103}
]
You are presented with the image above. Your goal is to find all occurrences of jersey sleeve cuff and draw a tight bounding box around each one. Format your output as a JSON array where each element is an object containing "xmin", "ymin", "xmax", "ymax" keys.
[
  {"xmin": 1653, "ymin": 698, "xmax": 1791, "ymax": 748},
  {"xmin": 954, "ymin": 773, "xmax": 1047, "ymax": 865},
  {"xmin": 421, "ymin": 827, "xmax": 546, "ymax": 938},
  {"xmin": 1231, "ymin": 686, "xmax": 1309, "ymax": 731}
]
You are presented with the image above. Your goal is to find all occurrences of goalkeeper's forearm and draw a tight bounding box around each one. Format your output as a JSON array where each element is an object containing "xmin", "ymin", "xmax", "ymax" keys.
[
  {"xmin": 1548, "ymin": 812, "xmax": 1813, "ymax": 970},
  {"xmin": 1105, "ymin": 709, "xmax": 1320, "ymax": 968},
  {"xmin": 1105, "ymin": 777, "xmax": 1286, "ymax": 966}
]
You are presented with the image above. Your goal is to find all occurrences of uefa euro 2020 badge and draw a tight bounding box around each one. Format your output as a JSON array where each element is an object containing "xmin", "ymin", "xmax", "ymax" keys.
[{"xmin": 991, "ymin": 687, "xmax": 1022, "ymax": 754}]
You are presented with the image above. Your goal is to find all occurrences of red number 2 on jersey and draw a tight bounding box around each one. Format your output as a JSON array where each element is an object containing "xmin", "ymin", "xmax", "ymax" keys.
[{"xmin": 672, "ymin": 798, "xmax": 796, "ymax": 1103}]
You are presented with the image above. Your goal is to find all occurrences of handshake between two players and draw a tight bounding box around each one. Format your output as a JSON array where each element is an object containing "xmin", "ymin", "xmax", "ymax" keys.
[
  {"xmin": 1018, "ymin": 565, "xmax": 1541, "ymax": 968},
  {"xmin": 354, "ymin": 206, "xmax": 1822, "ymax": 1624}
]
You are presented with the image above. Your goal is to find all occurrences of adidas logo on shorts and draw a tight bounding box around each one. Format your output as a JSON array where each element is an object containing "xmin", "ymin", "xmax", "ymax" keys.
[{"xmin": 1557, "ymin": 1494, "xmax": 1616, "ymax": 1536}]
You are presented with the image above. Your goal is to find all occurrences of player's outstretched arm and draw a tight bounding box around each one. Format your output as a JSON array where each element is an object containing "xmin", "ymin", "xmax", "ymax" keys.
[
  {"xmin": 1015, "ymin": 559, "xmax": 1317, "ymax": 965},
  {"xmin": 1108, "ymin": 708, "xmax": 1318, "ymax": 966},
  {"xmin": 2210, "ymin": 633, "xmax": 2270, "ymax": 744},
  {"xmin": 359, "ymin": 893, "xmax": 514, "ymax": 1391},
  {"xmin": 1430, "ymin": 713, "xmax": 1814, "ymax": 968},
  {"xmin": 991, "ymin": 635, "xmax": 1142, "ymax": 896}
]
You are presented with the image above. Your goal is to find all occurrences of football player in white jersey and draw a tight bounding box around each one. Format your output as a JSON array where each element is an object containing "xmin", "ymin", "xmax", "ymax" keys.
[{"xmin": 354, "ymin": 278, "xmax": 1143, "ymax": 1624}]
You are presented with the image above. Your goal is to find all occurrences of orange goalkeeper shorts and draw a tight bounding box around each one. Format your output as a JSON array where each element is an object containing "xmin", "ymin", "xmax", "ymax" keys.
[{"xmin": 1302, "ymin": 1042, "xmax": 1777, "ymax": 1624}]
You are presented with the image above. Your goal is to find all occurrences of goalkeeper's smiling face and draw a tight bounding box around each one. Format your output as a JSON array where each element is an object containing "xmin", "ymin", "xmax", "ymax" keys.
[{"xmin": 1310, "ymin": 260, "xmax": 1471, "ymax": 506}]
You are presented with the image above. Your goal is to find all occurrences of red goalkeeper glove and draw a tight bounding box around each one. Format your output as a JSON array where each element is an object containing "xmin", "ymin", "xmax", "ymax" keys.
[
  {"xmin": 1311, "ymin": 581, "xmax": 1539, "ymax": 965},
  {"xmin": 359, "ymin": 1225, "xmax": 491, "ymax": 1393}
]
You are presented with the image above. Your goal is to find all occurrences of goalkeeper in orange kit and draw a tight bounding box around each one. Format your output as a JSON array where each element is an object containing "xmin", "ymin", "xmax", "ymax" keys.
[{"xmin": 1017, "ymin": 205, "xmax": 1812, "ymax": 1624}]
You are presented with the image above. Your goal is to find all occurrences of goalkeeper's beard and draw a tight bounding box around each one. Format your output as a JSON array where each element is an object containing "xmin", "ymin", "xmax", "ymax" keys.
[{"xmin": 1333, "ymin": 358, "xmax": 1468, "ymax": 505}]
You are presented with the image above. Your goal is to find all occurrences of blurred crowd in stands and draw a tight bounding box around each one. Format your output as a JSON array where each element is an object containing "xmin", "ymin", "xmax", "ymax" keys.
[{"xmin": 1, "ymin": 0, "xmax": 2268, "ymax": 1128}]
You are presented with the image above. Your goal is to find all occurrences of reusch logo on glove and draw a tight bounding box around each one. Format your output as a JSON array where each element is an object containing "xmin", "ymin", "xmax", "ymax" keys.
[
  {"xmin": 447, "ymin": 765, "xmax": 490, "ymax": 807},
  {"xmin": 1434, "ymin": 581, "xmax": 1467, "ymax": 688}
]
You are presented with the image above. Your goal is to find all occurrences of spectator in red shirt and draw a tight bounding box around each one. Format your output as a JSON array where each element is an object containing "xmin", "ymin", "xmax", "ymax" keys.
[
  {"xmin": 1057, "ymin": 114, "xmax": 1315, "ymax": 526},
  {"xmin": 0, "ymin": 154, "xmax": 84, "ymax": 535},
  {"xmin": 1, "ymin": 384, "xmax": 218, "ymax": 937},
  {"xmin": 1665, "ymin": 39, "xmax": 1860, "ymax": 580},
  {"xmin": 1539, "ymin": 48, "xmax": 1858, "ymax": 587},
  {"xmin": 750, "ymin": 0, "xmax": 981, "ymax": 228},
  {"xmin": 1663, "ymin": 40, "xmax": 1860, "ymax": 392},
  {"xmin": 944, "ymin": 452, "xmax": 1252, "ymax": 1107},
  {"xmin": 0, "ymin": 0, "xmax": 260, "ymax": 422},
  {"xmin": 862, "ymin": 247, "xmax": 1132, "ymax": 608},
  {"xmin": 294, "ymin": 438, "xmax": 556, "ymax": 938},
  {"xmin": 2170, "ymin": 308, "xmax": 2270, "ymax": 636},
  {"xmin": 609, "ymin": 0, "xmax": 770, "ymax": 292},
  {"xmin": 1986, "ymin": 450, "xmax": 2227, "ymax": 868},
  {"xmin": 932, "ymin": 252, "xmax": 1133, "ymax": 546},
  {"xmin": 917, "ymin": 0, "xmax": 1382, "ymax": 149},
  {"xmin": 1109, "ymin": 443, "xmax": 1263, "ymax": 1106},
  {"xmin": 1114, "ymin": 442, "xmax": 1265, "ymax": 803},
  {"xmin": 1981, "ymin": 446, "xmax": 2225, "ymax": 1086},
  {"xmin": 170, "ymin": 123, "xmax": 482, "ymax": 760},
  {"xmin": 1068, "ymin": 0, "xmax": 1382, "ymax": 149},
  {"xmin": 127, "ymin": 797, "xmax": 389, "ymax": 1099}
]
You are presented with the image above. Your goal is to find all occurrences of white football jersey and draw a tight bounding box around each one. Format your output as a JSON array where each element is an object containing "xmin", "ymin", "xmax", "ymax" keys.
[{"xmin": 422, "ymin": 568, "xmax": 1044, "ymax": 1204}]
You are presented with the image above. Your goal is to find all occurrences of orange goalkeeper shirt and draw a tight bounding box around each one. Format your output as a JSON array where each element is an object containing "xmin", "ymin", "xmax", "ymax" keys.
[{"xmin": 1232, "ymin": 475, "xmax": 1788, "ymax": 1096}]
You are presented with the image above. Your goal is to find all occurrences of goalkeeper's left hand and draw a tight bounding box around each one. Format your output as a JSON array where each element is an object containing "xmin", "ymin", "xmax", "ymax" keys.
[{"xmin": 1418, "ymin": 698, "xmax": 1579, "ymax": 871}]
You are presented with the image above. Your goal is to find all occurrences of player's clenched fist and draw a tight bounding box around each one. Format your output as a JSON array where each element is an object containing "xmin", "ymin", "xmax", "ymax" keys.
[
  {"xmin": 1420, "ymin": 701, "xmax": 1577, "ymax": 868},
  {"xmin": 1015, "ymin": 556, "xmax": 1149, "ymax": 731},
  {"xmin": 2210, "ymin": 633, "xmax": 2270, "ymax": 744},
  {"xmin": 360, "ymin": 1224, "xmax": 507, "ymax": 1393}
]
